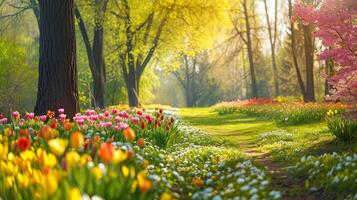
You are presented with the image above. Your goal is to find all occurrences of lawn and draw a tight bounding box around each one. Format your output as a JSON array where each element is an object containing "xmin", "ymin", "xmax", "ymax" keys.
[{"xmin": 180, "ymin": 107, "xmax": 357, "ymax": 199}]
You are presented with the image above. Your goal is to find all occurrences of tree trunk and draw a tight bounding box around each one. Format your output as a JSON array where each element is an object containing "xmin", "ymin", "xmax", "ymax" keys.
[
  {"xmin": 92, "ymin": 28, "xmax": 106, "ymax": 108},
  {"xmin": 243, "ymin": 0, "xmax": 258, "ymax": 98},
  {"xmin": 288, "ymin": 0, "xmax": 307, "ymax": 101},
  {"xmin": 303, "ymin": 24, "xmax": 315, "ymax": 102},
  {"xmin": 74, "ymin": 6, "xmax": 106, "ymax": 109},
  {"xmin": 325, "ymin": 59, "xmax": 334, "ymax": 96},
  {"xmin": 35, "ymin": 0, "xmax": 79, "ymax": 118},
  {"xmin": 126, "ymin": 77, "xmax": 139, "ymax": 107},
  {"xmin": 263, "ymin": 0, "xmax": 279, "ymax": 97}
]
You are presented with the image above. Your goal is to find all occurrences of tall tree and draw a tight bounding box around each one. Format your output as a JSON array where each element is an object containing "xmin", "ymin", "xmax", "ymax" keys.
[
  {"xmin": 108, "ymin": 0, "xmax": 224, "ymax": 107},
  {"xmin": 288, "ymin": 0, "xmax": 307, "ymax": 100},
  {"xmin": 35, "ymin": 0, "xmax": 79, "ymax": 118},
  {"xmin": 263, "ymin": 0, "xmax": 279, "ymax": 97},
  {"xmin": 232, "ymin": 0, "xmax": 258, "ymax": 98},
  {"xmin": 74, "ymin": 0, "xmax": 107, "ymax": 108}
]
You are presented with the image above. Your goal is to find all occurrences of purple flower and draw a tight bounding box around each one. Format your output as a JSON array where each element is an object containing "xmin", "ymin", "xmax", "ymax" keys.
[{"xmin": 58, "ymin": 108, "xmax": 65, "ymax": 114}]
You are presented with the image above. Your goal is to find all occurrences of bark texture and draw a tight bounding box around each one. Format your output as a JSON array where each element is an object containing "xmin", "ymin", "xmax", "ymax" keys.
[{"xmin": 35, "ymin": 0, "xmax": 79, "ymax": 118}]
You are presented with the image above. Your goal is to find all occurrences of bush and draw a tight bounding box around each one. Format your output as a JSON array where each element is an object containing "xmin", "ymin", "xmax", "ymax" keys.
[{"xmin": 327, "ymin": 114, "xmax": 357, "ymax": 142}]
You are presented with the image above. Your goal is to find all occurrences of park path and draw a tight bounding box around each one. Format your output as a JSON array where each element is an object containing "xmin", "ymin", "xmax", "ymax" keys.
[{"xmin": 179, "ymin": 108, "xmax": 323, "ymax": 200}]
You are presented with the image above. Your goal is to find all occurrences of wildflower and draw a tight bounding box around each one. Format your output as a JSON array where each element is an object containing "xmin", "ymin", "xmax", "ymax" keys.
[
  {"xmin": 98, "ymin": 143, "xmax": 114, "ymax": 162},
  {"xmin": 68, "ymin": 187, "xmax": 81, "ymax": 200},
  {"xmin": 194, "ymin": 177, "xmax": 204, "ymax": 186},
  {"xmin": 48, "ymin": 138, "xmax": 67, "ymax": 157},
  {"xmin": 70, "ymin": 132, "xmax": 84, "ymax": 149},
  {"xmin": 137, "ymin": 138, "xmax": 145, "ymax": 148},
  {"xmin": 17, "ymin": 137, "xmax": 31, "ymax": 151},
  {"xmin": 137, "ymin": 171, "xmax": 152, "ymax": 192},
  {"xmin": 123, "ymin": 127, "xmax": 136, "ymax": 142}
]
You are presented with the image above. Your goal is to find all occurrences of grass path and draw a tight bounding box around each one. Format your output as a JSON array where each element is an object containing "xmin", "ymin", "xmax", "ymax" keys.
[{"xmin": 179, "ymin": 107, "xmax": 333, "ymax": 199}]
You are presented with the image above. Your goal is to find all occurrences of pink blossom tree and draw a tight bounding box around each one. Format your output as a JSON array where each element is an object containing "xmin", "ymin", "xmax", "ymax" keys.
[{"xmin": 293, "ymin": 0, "xmax": 357, "ymax": 103}]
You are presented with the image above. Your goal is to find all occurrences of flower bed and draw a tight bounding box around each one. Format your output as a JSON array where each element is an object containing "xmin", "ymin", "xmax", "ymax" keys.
[
  {"xmin": 213, "ymin": 99, "xmax": 351, "ymax": 125},
  {"xmin": 0, "ymin": 109, "xmax": 280, "ymax": 199},
  {"xmin": 291, "ymin": 153, "xmax": 357, "ymax": 199}
]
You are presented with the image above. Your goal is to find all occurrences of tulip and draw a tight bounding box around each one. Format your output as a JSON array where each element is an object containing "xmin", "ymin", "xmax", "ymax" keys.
[
  {"xmin": 48, "ymin": 138, "xmax": 67, "ymax": 157},
  {"xmin": 70, "ymin": 132, "xmax": 84, "ymax": 149},
  {"xmin": 137, "ymin": 171, "xmax": 152, "ymax": 192},
  {"xmin": 17, "ymin": 137, "xmax": 31, "ymax": 151},
  {"xmin": 58, "ymin": 108, "xmax": 65, "ymax": 114},
  {"xmin": 12, "ymin": 111, "xmax": 20, "ymax": 119},
  {"xmin": 123, "ymin": 127, "xmax": 136, "ymax": 142},
  {"xmin": 98, "ymin": 143, "xmax": 114, "ymax": 162},
  {"xmin": 137, "ymin": 138, "xmax": 145, "ymax": 148}
]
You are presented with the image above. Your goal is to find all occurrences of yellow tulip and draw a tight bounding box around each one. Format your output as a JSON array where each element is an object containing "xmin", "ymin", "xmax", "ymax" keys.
[
  {"xmin": 122, "ymin": 165, "xmax": 129, "ymax": 177},
  {"xmin": 20, "ymin": 150, "xmax": 36, "ymax": 161},
  {"xmin": 48, "ymin": 138, "xmax": 67, "ymax": 157},
  {"xmin": 91, "ymin": 166, "xmax": 103, "ymax": 180},
  {"xmin": 16, "ymin": 173, "xmax": 30, "ymax": 189},
  {"xmin": 5, "ymin": 175, "xmax": 15, "ymax": 188},
  {"xmin": 5, "ymin": 162, "xmax": 18, "ymax": 176},
  {"xmin": 160, "ymin": 192, "xmax": 172, "ymax": 200},
  {"xmin": 0, "ymin": 143, "xmax": 8, "ymax": 160},
  {"xmin": 79, "ymin": 154, "xmax": 92, "ymax": 166},
  {"xmin": 112, "ymin": 150, "xmax": 127, "ymax": 164},
  {"xmin": 44, "ymin": 173, "xmax": 58, "ymax": 195},
  {"xmin": 66, "ymin": 151, "xmax": 80, "ymax": 169},
  {"xmin": 131, "ymin": 180, "xmax": 138, "ymax": 193},
  {"xmin": 68, "ymin": 187, "xmax": 81, "ymax": 200}
]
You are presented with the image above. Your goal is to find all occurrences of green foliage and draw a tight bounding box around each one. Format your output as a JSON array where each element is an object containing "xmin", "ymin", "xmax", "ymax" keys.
[
  {"xmin": 327, "ymin": 115, "xmax": 357, "ymax": 142},
  {"xmin": 0, "ymin": 38, "xmax": 37, "ymax": 114}
]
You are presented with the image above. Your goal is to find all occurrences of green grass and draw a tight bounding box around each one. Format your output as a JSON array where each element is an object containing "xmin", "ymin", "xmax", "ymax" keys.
[{"xmin": 179, "ymin": 107, "xmax": 357, "ymax": 162}]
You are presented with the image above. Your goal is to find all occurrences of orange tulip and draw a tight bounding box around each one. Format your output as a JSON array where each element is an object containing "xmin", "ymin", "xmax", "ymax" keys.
[
  {"xmin": 70, "ymin": 132, "xmax": 84, "ymax": 149},
  {"xmin": 40, "ymin": 126, "xmax": 57, "ymax": 140},
  {"xmin": 137, "ymin": 171, "xmax": 152, "ymax": 192},
  {"xmin": 19, "ymin": 129, "xmax": 30, "ymax": 136},
  {"xmin": 137, "ymin": 138, "xmax": 145, "ymax": 148},
  {"xmin": 98, "ymin": 143, "xmax": 114, "ymax": 162},
  {"xmin": 63, "ymin": 122, "xmax": 73, "ymax": 131},
  {"xmin": 123, "ymin": 127, "xmax": 136, "ymax": 142}
]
